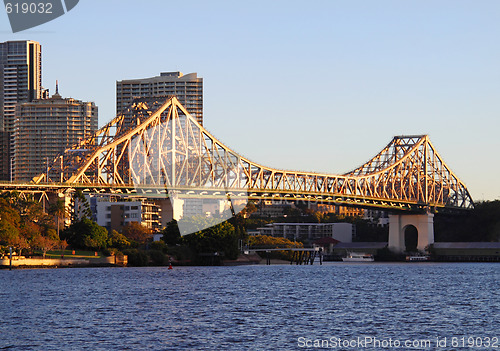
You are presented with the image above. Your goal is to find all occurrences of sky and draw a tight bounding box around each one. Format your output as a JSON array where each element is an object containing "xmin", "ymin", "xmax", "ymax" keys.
[{"xmin": 1, "ymin": 0, "xmax": 500, "ymax": 201}]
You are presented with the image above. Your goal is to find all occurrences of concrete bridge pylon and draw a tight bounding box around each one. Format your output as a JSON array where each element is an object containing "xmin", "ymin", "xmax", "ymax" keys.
[{"xmin": 388, "ymin": 213, "xmax": 434, "ymax": 253}]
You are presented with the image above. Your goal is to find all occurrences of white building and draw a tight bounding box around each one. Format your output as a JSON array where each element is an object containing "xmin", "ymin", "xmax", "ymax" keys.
[
  {"xmin": 86, "ymin": 195, "xmax": 161, "ymax": 233},
  {"xmin": 364, "ymin": 209, "xmax": 390, "ymax": 226}
]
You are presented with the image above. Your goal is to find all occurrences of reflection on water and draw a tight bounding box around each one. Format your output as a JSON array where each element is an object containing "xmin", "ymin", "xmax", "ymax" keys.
[{"xmin": 0, "ymin": 263, "xmax": 499, "ymax": 350}]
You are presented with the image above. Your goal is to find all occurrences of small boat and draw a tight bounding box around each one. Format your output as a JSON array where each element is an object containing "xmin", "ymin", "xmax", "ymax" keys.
[
  {"xmin": 406, "ymin": 255, "xmax": 430, "ymax": 262},
  {"xmin": 342, "ymin": 252, "xmax": 374, "ymax": 262}
]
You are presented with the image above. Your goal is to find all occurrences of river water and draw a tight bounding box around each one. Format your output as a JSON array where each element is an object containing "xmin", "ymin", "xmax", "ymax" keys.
[{"xmin": 0, "ymin": 263, "xmax": 499, "ymax": 350}]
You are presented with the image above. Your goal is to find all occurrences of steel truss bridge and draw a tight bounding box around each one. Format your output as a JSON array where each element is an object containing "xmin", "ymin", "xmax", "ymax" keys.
[{"xmin": 3, "ymin": 97, "xmax": 473, "ymax": 212}]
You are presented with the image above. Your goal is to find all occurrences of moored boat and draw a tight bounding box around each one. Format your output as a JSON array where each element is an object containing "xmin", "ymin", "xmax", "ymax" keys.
[
  {"xmin": 406, "ymin": 255, "xmax": 430, "ymax": 262},
  {"xmin": 342, "ymin": 252, "xmax": 374, "ymax": 262}
]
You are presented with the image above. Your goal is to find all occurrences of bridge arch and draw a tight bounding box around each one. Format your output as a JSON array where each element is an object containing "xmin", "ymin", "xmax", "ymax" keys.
[
  {"xmin": 388, "ymin": 213, "xmax": 434, "ymax": 253},
  {"xmin": 403, "ymin": 224, "xmax": 418, "ymax": 252}
]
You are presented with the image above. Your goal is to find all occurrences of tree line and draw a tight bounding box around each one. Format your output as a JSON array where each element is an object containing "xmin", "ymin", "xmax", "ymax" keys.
[
  {"xmin": 0, "ymin": 191, "xmax": 250, "ymax": 265},
  {"xmin": 3, "ymin": 190, "xmax": 497, "ymax": 264}
]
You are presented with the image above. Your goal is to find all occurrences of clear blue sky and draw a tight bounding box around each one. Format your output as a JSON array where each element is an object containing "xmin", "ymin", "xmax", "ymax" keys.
[{"xmin": 2, "ymin": 0, "xmax": 499, "ymax": 200}]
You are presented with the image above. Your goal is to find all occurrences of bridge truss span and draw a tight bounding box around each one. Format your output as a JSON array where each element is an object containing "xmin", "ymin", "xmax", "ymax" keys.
[{"xmin": 34, "ymin": 97, "xmax": 473, "ymax": 212}]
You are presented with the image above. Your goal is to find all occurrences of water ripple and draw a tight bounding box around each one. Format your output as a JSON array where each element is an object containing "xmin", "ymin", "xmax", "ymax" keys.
[{"xmin": 0, "ymin": 263, "xmax": 499, "ymax": 350}]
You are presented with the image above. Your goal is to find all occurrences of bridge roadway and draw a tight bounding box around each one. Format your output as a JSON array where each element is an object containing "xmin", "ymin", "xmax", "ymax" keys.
[{"xmin": 0, "ymin": 180, "xmax": 441, "ymax": 213}]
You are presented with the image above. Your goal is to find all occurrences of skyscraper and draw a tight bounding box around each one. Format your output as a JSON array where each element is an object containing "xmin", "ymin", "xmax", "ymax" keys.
[
  {"xmin": 13, "ymin": 87, "xmax": 98, "ymax": 181},
  {"xmin": 116, "ymin": 72, "xmax": 203, "ymax": 126},
  {"xmin": 0, "ymin": 40, "xmax": 42, "ymax": 180}
]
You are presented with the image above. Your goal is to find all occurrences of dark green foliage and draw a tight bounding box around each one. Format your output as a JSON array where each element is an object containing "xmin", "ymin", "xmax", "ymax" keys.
[
  {"xmin": 434, "ymin": 200, "xmax": 500, "ymax": 242},
  {"xmin": 149, "ymin": 240, "xmax": 166, "ymax": 252},
  {"xmin": 107, "ymin": 230, "xmax": 131, "ymax": 250},
  {"xmin": 48, "ymin": 199, "xmax": 66, "ymax": 238},
  {"xmin": 123, "ymin": 249, "xmax": 149, "ymax": 266},
  {"xmin": 166, "ymin": 245, "xmax": 194, "ymax": 263},
  {"xmin": 0, "ymin": 220, "xmax": 20, "ymax": 245},
  {"xmin": 353, "ymin": 218, "xmax": 389, "ymax": 242},
  {"xmin": 161, "ymin": 220, "xmax": 181, "ymax": 246},
  {"xmin": 72, "ymin": 190, "xmax": 92, "ymax": 221},
  {"xmin": 240, "ymin": 218, "xmax": 272, "ymax": 230},
  {"xmin": 181, "ymin": 219, "xmax": 239, "ymax": 261},
  {"xmin": 148, "ymin": 250, "xmax": 167, "ymax": 266},
  {"xmin": 62, "ymin": 217, "xmax": 108, "ymax": 250}
]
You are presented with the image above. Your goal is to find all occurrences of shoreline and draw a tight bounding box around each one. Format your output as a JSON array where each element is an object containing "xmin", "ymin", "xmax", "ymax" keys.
[{"xmin": 0, "ymin": 256, "xmax": 127, "ymax": 269}]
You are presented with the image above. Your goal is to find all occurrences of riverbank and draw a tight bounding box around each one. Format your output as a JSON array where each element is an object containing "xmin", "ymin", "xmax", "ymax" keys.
[{"xmin": 0, "ymin": 255, "xmax": 127, "ymax": 269}]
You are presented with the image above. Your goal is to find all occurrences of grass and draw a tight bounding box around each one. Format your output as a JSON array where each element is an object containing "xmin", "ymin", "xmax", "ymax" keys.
[{"xmin": 34, "ymin": 249, "xmax": 103, "ymax": 259}]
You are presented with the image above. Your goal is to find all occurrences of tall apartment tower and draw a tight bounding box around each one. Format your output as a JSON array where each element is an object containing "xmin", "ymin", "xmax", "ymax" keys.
[
  {"xmin": 116, "ymin": 72, "xmax": 203, "ymax": 126},
  {"xmin": 0, "ymin": 40, "xmax": 42, "ymax": 180},
  {"xmin": 13, "ymin": 87, "xmax": 98, "ymax": 181}
]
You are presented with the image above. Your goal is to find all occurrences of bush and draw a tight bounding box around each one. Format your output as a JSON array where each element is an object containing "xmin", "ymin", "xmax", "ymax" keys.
[
  {"xmin": 123, "ymin": 249, "xmax": 149, "ymax": 266},
  {"xmin": 148, "ymin": 250, "xmax": 167, "ymax": 266},
  {"xmin": 102, "ymin": 247, "xmax": 123, "ymax": 257},
  {"xmin": 62, "ymin": 218, "xmax": 108, "ymax": 250},
  {"xmin": 248, "ymin": 235, "xmax": 303, "ymax": 261},
  {"xmin": 107, "ymin": 230, "xmax": 131, "ymax": 250},
  {"xmin": 122, "ymin": 222, "xmax": 152, "ymax": 244},
  {"xmin": 166, "ymin": 245, "xmax": 194, "ymax": 263},
  {"xmin": 181, "ymin": 219, "xmax": 239, "ymax": 260},
  {"xmin": 149, "ymin": 240, "xmax": 166, "ymax": 252}
]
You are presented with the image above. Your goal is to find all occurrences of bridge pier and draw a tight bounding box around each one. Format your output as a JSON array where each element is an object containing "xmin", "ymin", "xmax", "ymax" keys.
[
  {"xmin": 388, "ymin": 213, "xmax": 434, "ymax": 253},
  {"xmin": 170, "ymin": 195, "xmax": 184, "ymax": 221}
]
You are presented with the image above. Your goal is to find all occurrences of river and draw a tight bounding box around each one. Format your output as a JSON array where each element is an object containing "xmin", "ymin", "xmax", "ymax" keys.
[{"xmin": 1, "ymin": 263, "xmax": 499, "ymax": 350}]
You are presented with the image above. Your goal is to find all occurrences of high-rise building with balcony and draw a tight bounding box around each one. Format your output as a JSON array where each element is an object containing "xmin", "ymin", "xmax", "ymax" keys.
[
  {"xmin": 116, "ymin": 71, "xmax": 203, "ymax": 126},
  {"xmin": 0, "ymin": 40, "xmax": 42, "ymax": 180},
  {"xmin": 13, "ymin": 87, "xmax": 98, "ymax": 181}
]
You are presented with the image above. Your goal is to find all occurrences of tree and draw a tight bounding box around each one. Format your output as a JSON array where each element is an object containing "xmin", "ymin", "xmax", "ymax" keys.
[
  {"xmin": 72, "ymin": 190, "xmax": 92, "ymax": 221},
  {"xmin": 0, "ymin": 219, "xmax": 20, "ymax": 246},
  {"xmin": 49, "ymin": 199, "xmax": 67, "ymax": 239},
  {"xmin": 161, "ymin": 220, "xmax": 181, "ymax": 246},
  {"xmin": 240, "ymin": 201, "xmax": 257, "ymax": 218},
  {"xmin": 12, "ymin": 236, "xmax": 30, "ymax": 257},
  {"xmin": 182, "ymin": 218, "xmax": 239, "ymax": 260},
  {"xmin": 248, "ymin": 235, "xmax": 303, "ymax": 261},
  {"xmin": 59, "ymin": 239, "xmax": 68, "ymax": 252},
  {"xmin": 248, "ymin": 235, "xmax": 303, "ymax": 249},
  {"xmin": 16, "ymin": 195, "xmax": 47, "ymax": 226},
  {"xmin": 19, "ymin": 221, "xmax": 42, "ymax": 243},
  {"xmin": 122, "ymin": 222, "xmax": 152, "ymax": 244},
  {"xmin": 108, "ymin": 229, "xmax": 131, "ymax": 249},
  {"xmin": 0, "ymin": 196, "xmax": 22, "ymax": 246},
  {"xmin": 62, "ymin": 217, "xmax": 108, "ymax": 250},
  {"xmin": 434, "ymin": 200, "xmax": 500, "ymax": 242},
  {"xmin": 32, "ymin": 234, "xmax": 59, "ymax": 258}
]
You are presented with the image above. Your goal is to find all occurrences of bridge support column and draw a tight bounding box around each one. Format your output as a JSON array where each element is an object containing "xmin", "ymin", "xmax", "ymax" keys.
[
  {"xmin": 388, "ymin": 213, "xmax": 434, "ymax": 253},
  {"xmin": 170, "ymin": 194, "xmax": 184, "ymax": 221}
]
